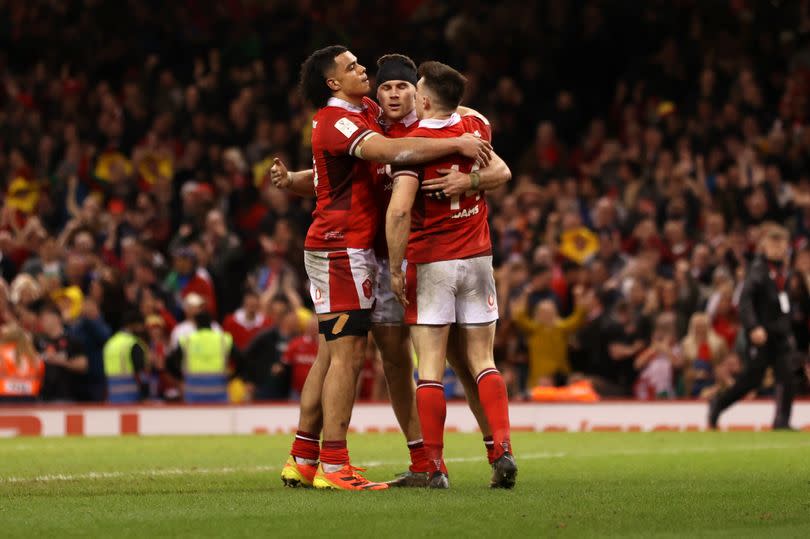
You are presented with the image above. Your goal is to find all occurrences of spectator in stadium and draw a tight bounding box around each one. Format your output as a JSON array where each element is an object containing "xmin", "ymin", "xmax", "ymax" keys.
[
  {"xmin": 164, "ymin": 247, "xmax": 217, "ymax": 318},
  {"xmin": 634, "ymin": 313, "xmax": 683, "ymax": 400},
  {"xmin": 241, "ymin": 309, "xmax": 300, "ymax": 401},
  {"xmin": 168, "ymin": 293, "xmax": 220, "ymax": 353},
  {"xmin": 281, "ymin": 316, "xmax": 319, "ymax": 401},
  {"xmin": 700, "ymin": 352, "xmax": 744, "ymax": 401},
  {"xmin": 35, "ymin": 304, "xmax": 87, "ymax": 402},
  {"xmin": 602, "ymin": 300, "xmax": 648, "ymax": 396},
  {"xmin": 0, "ymin": 323, "xmax": 43, "ymax": 403},
  {"xmin": 511, "ymin": 284, "xmax": 590, "ymax": 390},
  {"xmin": 222, "ymin": 290, "xmax": 271, "ymax": 352},
  {"xmin": 681, "ymin": 312, "xmax": 728, "ymax": 398},
  {"xmin": 144, "ymin": 314, "xmax": 179, "ymax": 401},
  {"xmin": 68, "ymin": 297, "xmax": 112, "ymax": 402}
]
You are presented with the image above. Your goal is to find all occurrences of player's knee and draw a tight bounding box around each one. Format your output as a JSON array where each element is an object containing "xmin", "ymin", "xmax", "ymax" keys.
[{"xmin": 319, "ymin": 310, "xmax": 372, "ymax": 341}]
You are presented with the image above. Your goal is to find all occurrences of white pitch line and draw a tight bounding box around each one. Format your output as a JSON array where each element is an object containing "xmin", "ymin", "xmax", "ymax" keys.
[
  {"xmin": 2, "ymin": 442, "xmax": 809, "ymax": 484},
  {"xmin": 0, "ymin": 465, "xmax": 276, "ymax": 484}
]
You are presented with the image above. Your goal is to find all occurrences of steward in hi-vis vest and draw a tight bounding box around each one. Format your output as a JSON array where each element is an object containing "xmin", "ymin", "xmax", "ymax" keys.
[
  {"xmin": 103, "ymin": 312, "xmax": 148, "ymax": 403},
  {"xmin": 180, "ymin": 311, "xmax": 233, "ymax": 403}
]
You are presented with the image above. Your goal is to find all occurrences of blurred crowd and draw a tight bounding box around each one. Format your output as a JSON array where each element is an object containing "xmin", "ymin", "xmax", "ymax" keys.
[{"xmin": 2, "ymin": 0, "xmax": 810, "ymax": 403}]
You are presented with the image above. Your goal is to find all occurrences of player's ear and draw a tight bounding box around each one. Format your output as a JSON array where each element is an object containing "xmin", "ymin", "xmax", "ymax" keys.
[{"xmin": 326, "ymin": 77, "xmax": 340, "ymax": 92}]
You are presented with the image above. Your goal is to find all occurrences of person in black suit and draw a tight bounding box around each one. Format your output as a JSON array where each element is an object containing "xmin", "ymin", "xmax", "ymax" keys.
[{"xmin": 709, "ymin": 223, "xmax": 798, "ymax": 430}]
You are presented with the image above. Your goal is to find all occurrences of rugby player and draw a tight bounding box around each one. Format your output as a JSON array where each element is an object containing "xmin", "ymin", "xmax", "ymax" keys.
[{"xmin": 386, "ymin": 61, "xmax": 517, "ymax": 489}]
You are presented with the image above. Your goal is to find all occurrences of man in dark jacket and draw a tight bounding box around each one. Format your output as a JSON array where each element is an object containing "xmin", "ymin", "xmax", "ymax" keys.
[{"xmin": 709, "ymin": 223, "xmax": 798, "ymax": 430}]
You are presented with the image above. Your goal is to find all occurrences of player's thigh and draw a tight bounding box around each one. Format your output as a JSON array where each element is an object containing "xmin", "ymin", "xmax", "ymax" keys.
[
  {"xmin": 455, "ymin": 255, "xmax": 499, "ymax": 326},
  {"xmin": 372, "ymin": 257, "xmax": 405, "ymax": 325},
  {"xmin": 458, "ymin": 322, "xmax": 497, "ymax": 374},
  {"xmin": 405, "ymin": 260, "xmax": 457, "ymax": 325},
  {"xmin": 410, "ymin": 324, "xmax": 450, "ymax": 381},
  {"xmin": 304, "ymin": 248, "xmax": 377, "ymax": 314}
]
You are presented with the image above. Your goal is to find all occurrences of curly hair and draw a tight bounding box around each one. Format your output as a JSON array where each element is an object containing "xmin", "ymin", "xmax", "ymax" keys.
[{"xmin": 299, "ymin": 45, "xmax": 347, "ymax": 108}]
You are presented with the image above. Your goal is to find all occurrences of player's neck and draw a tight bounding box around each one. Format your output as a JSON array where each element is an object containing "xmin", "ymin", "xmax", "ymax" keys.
[
  {"xmin": 332, "ymin": 91, "xmax": 363, "ymax": 107},
  {"xmin": 421, "ymin": 108, "xmax": 455, "ymax": 121}
]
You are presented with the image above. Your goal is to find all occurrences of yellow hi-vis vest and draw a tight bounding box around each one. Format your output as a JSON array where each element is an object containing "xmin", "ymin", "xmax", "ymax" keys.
[
  {"xmin": 180, "ymin": 328, "xmax": 232, "ymax": 403},
  {"xmin": 180, "ymin": 328, "xmax": 232, "ymax": 374},
  {"xmin": 103, "ymin": 331, "xmax": 146, "ymax": 402}
]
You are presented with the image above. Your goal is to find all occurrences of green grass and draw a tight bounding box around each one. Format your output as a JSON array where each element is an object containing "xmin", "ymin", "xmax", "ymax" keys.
[{"xmin": 1, "ymin": 432, "xmax": 810, "ymax": 537}]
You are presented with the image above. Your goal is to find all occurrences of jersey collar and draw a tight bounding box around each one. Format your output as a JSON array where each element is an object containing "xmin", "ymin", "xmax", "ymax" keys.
[
  {"xmin": 380, "ymin": 109, "xmax": 419, "ymax": 129},
  {"xmin": 326, "ymin": 97, "xmax": 365, "ymax": 113},
  {"xmin": 418, "ymin": 112, "xmax": 461, "ymax": 129}
]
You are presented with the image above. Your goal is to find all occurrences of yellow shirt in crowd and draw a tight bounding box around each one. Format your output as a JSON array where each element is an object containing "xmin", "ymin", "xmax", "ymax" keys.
[{"xmin": 513, "ymin": 307, "xmax": 585, "ymax": 387}]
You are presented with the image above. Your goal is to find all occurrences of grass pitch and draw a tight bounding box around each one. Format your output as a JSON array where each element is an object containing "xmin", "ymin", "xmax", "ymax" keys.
[{"xmin": 1, "ymin": 432, "xmax": 809, "ymax": 537}]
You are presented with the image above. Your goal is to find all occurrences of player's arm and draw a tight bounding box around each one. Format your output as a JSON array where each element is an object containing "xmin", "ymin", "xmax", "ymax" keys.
[
  {"xmin": 269, "ymin": 158, "xmax": 315, "ymax": 197},
  {"xmin": 386, "ymin": 173, "xmax": 420, "ymax": 306},
  {"xmin": 355, "ymin": 132, "xmax": 492, "ymax": 167},
  {"xmin": 422, "ymin": 150, "xmax": 511, "ymax": 197}
]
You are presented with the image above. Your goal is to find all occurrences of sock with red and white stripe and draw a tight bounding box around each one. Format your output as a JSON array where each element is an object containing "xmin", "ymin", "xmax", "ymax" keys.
[
  {"xmin": 416, "ymin": 379, "xmax": 447, "ymax": 474},
  {"xmin": 476, "ymin": 368, "xmax": 512, "ymax": 460},
  {"xmin": 320, "ymin": 440, "xmax": 350, "ymax": 472},
  {"xmin": 290, "ymin": 430, "xmax": 320, "ymax": 466},
  {"xmin": 483, "ymin": 435, "xmax": 495, "ymax": 465},
  {"xmin": 407, "ymin": 439, "xmax": 432, "ymax": 473}
]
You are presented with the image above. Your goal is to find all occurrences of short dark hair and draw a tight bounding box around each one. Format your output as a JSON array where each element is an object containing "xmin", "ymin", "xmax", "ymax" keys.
[
  {"xmin": 194, "ymin": 311, "xmax": 213, "ymax": 329},
  {"xmin": 299, "ymin": 45, "xmax": 348, "ymax": 108},
  {"xmin": 417, "ymin": 61, "xmax": 467, "ymax": 111},
  {"xmin": 377, "ymin": 53, "xmax": 417, "ymax": 71}
]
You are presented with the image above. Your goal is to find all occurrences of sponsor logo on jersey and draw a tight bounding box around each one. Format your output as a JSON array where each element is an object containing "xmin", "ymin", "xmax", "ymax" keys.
[
  {"xmin": 334, "ymin": 118, "xmax": 359, "ymax": 138},
  {"xmin": 450, "ymin": 204, "xmax": 480, "ymax": 219}
]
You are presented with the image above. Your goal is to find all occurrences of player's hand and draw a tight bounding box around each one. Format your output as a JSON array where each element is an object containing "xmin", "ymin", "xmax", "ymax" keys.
[
  {"xmin": 423, "ymin": 168, "xmax": 472, "ymax": 197},
  {"xmin": 390, "ymin": 270, "xmax": 408, "ymax": 307},
  {"xmin": 457, "ymin": 133, "xmax": 492, "ymax": 167},
  {"xmin": 270, "ymin": 158, "xmax": 292, "ymax": 189},
  {"xmin": 750, "ymin": 326, "xmax": 767, "ymax": 346}
]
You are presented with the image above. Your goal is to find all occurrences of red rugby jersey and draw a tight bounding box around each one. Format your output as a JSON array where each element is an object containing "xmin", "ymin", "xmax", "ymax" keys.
[
  {"xmin": 282, "ymin": 335, "xmax": 319, "ymax": 394},
  {"xmin": 371, "ymin": 110, "xmax": 419, "ymax": 258},
  {"xmin": 305, "ymin": 97, "xmax": 382, "ymax": 250},
  {"xmin": 393, "ymin": 113, "xmax": 493, "ymax": 264}
]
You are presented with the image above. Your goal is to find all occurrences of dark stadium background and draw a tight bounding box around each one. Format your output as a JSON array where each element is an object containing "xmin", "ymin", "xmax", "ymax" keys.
[{"xmin": 1, "ymin": 0, "xmax": 810, "ymax": 403}]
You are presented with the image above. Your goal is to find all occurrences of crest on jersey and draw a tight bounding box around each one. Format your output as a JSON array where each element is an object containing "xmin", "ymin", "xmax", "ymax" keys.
[
  {"xmin": 362, "ymin": 278, "xmax": 373, "ymax": 299},
  {"xmin": 487, "ymin": 294, "xmax": 495, "ymax": 307},
  {"xmin": 315, "ymin": 288, "xmax": 322, "ymax": 301},
  {"xmin": 334, "ymin": 118, "xmax": 359, "ymax": 138}
]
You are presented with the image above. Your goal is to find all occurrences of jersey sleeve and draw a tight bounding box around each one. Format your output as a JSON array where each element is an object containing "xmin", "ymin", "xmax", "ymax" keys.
[{"xmin": 321, "ymin": 111, "xmax": 375, "ymax": 156}]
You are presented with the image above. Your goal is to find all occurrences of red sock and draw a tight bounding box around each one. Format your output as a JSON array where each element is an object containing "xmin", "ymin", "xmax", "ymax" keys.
[
  {"xmin": 483, "ymin": 435, "xmax": 495, "ymax": 465},
  {"xmin": 407, "ymin": 440, "xmax": 432, "ymax": 473},
  {"xmin": 320, "ymin": 440, "xmax": 349, "ymax": 466},
  {"xmin": 416, "ymin": 380, "xmax": 446, "ymax": 474},
  {"xmin": 290, "ymin": 430, "xmax": 320, "ymax": 462},
  {"xmin": 476, "ymin": 368, "xmax": 512, "ymax": 459}
]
